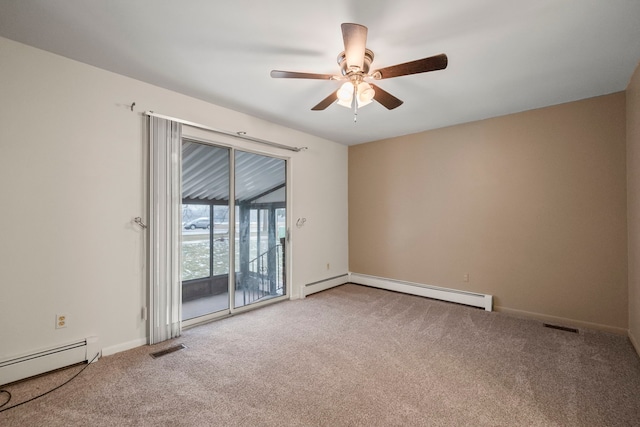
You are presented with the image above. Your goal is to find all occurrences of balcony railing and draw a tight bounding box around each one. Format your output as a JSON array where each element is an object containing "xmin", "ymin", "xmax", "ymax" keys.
[{"xmin": 240, "ymin": 244, "xmax": 284, "ymax": 305}]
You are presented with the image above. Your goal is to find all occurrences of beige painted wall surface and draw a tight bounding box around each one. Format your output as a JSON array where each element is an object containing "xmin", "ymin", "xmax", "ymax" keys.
[
  {"xmin": 350, "ymin": 93, "xmax": 627, "ymax": 330},
  {"xmin": 628, "ymin": 63, "xmax": 640, "ymax": 351}
]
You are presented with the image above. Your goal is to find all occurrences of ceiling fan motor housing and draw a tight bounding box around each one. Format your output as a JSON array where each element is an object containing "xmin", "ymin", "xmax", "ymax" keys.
[{"xmin": 338, "ymin": 48, "xmax": 374, "ymax": 76}]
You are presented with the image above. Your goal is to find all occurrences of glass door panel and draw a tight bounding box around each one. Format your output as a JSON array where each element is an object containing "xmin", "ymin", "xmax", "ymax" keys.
[
  {"xmin": 181, "ymin": 141, "xmax": 230, "ymax": 320},
  {"xmin": 234, "ymin": 150, "xmax": 286, "ymax": 308}
]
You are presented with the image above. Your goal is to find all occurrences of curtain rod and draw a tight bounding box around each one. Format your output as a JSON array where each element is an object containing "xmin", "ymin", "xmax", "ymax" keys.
[{"xmin": 145, "ymin": 111, "xmax": 306, "ymax": 152}]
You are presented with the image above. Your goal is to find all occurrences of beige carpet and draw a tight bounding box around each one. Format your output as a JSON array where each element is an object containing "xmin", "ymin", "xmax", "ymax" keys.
[{"xmin": 1, "ymin": 284, "xmax": 640, "ymax": 426}]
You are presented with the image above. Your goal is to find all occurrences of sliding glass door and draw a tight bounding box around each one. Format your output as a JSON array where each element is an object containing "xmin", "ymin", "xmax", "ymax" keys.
[
  {"xmin": 181, "ymin": 140, "xmax": 287, "ymax": 322},
  {"xmin": 234, "ymin": 150, "xmax": 287, "ymax": 308}
]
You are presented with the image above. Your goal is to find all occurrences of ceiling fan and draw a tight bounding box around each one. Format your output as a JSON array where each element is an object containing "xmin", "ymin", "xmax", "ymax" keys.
[{"xmin": 270, "ymin": 23, "xmax": 448, "ymax": 117}]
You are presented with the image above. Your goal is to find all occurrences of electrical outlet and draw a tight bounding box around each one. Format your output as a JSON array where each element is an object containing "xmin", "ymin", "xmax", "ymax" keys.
[
  {"xmin": 326, "ymin": 263, "xmax": 330, "ymax": 270},
  {"xmin": 56, "ymin": 314, "xmax": 67, "ymax": 329},
  {"xmin": 463, "ymin": 273, "xmax": 470, "ymax": 283}
]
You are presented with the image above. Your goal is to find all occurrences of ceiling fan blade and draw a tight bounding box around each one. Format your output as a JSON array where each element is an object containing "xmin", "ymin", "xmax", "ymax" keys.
[
  {"xmin": 270, "ymin": 70, "xmax": 335, "ymax": 80},
  {"xmin": 341, "ymin": 23, "xmax": 368, "ymax": 71},
  {"xmin": 373, "ymin": 53, "xmax": 448, "ymax": 79},
  {"xmin": 370, "ymin": 83, "xmax": 403, "ymax": 110},
  {"xmin": 311, "ymin": 91, "xmax": 338, "ymax": 110}
]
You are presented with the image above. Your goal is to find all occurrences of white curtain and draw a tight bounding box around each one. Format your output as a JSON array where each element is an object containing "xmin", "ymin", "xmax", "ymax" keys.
[{"xmin": 149, "ymin": 116, "xmax": 182, "ymax": 344}]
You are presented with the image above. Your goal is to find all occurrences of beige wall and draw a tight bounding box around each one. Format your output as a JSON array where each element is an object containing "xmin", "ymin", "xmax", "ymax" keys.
[
  {"xmin": 628, "ymin": 63, "xmax": 640, "ymax": 351},
  {"xmin": 349, "ymin": 93, "xmax": 628, "ymax": 331}
]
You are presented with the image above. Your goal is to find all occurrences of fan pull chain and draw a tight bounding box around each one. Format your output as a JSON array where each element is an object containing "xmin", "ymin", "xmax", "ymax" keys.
[{"xmin": 353, "ymin": 82, "xmax": 358, "ymax": 123}]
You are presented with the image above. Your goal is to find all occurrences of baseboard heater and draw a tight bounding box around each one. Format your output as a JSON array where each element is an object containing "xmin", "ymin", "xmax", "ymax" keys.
[
  {"xmin": 349, "ymin": 273, "xmax": 493, "ymax": 311},
  {"xmin": 0, "ymin": 336, "xmax": 100, "ymax": 386},
  {"xmin": 304, "ymin": 274, "xmax": 350, "ymax": 296}
]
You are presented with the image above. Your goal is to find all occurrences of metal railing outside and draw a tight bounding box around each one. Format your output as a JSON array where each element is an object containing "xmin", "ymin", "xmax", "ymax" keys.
[{"xmin": 241, "ymin": 244, "xmax": 284, "ymax": 305}]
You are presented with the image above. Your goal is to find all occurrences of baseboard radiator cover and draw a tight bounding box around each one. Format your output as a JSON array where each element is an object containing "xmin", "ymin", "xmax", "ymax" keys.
[
  {"xmin": 304, "ymin": 274, "xmax": 350, "ymax": 297},
  {"xmin": 349, "ymin": 273, "xmax": 493, "ymax": 311},
  {"xmin": 0, "ymin": 336, "xmax": 100, "ymax": 386}
]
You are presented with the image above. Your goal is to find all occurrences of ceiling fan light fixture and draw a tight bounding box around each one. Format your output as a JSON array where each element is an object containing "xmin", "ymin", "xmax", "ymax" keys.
[
  {"xmin": 357, "ymin": 97, "xmax": 373, "ymax": 108},
  {"xmin": 337, "ymin": 81, "xmax": 354, "ymax": 102},
  {"xmin": 337, "ymin": 82, "xmax": 356, "ymax": 108},
  {"xmin": 337, "ymin": 98, "xmax": 352, "ymax": 108},
  {"xmin": 357, "ymin": 82, "xmax": 375, "ymax": 105}
]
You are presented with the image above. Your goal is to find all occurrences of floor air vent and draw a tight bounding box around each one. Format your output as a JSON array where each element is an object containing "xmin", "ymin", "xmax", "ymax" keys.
[
  {"xmin": 150, "ymin": 344, "xmax": 187, "ymax": 359},
  {"xmin": 543, "ymin": 323, "xmax": 579, "ymax": 333}
]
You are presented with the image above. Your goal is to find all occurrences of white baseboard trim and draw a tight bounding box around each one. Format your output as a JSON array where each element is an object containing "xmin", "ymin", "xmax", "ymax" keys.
[
  {"xmin": 349, "ymin": 273, "xmax": 493, "ymax": 311},
  {"xmin": 495, "ymin": 305, "xmax": 628, "ymax": 335},
  {"xmin": 629, "ymin": 330, "xmax": 640, "ymax": 357},
  {"xmin": 101, "ymin": 337, "xmax": 148, "ymax": 357},
  {"xmin": 304, "ymin": 274, "xmax": 349, "ymax": 297}
]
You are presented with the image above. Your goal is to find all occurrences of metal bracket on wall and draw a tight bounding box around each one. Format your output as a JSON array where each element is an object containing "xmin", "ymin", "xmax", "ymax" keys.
[{"xmin": 133, "ymin": 217, "xmax": 148, "ymax": 229}]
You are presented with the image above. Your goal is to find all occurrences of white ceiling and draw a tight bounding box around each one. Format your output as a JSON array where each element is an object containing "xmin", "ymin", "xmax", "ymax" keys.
[{"xmin": 1, "ymin": 1, "xmax": 639, "ymax": 145}]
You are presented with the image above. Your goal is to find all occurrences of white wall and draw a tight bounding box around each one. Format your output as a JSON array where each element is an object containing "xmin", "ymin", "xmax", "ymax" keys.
[{"xmin": 0, "ymin": 36, "xmax": 348, "ymax": 359}]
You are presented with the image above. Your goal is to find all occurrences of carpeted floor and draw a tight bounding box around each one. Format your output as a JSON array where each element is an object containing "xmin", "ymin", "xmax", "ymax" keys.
[{"xmin": 2, "ymin": 284, "xmax": 640, "ymax": 426}]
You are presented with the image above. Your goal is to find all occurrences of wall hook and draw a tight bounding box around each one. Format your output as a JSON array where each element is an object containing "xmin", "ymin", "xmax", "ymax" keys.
[
  {"xmin": 130, "ymin": 102, "xmax": 136, "ymax": 112},
  {"xmin": 133, "ymin": 216, "xmax": 147, "ymax": 229}
]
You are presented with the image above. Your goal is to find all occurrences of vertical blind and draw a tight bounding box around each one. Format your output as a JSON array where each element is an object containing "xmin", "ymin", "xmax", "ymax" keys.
[{"xmin": 149, "ymin": 116, "xmax": 182, "ymax": 344}]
